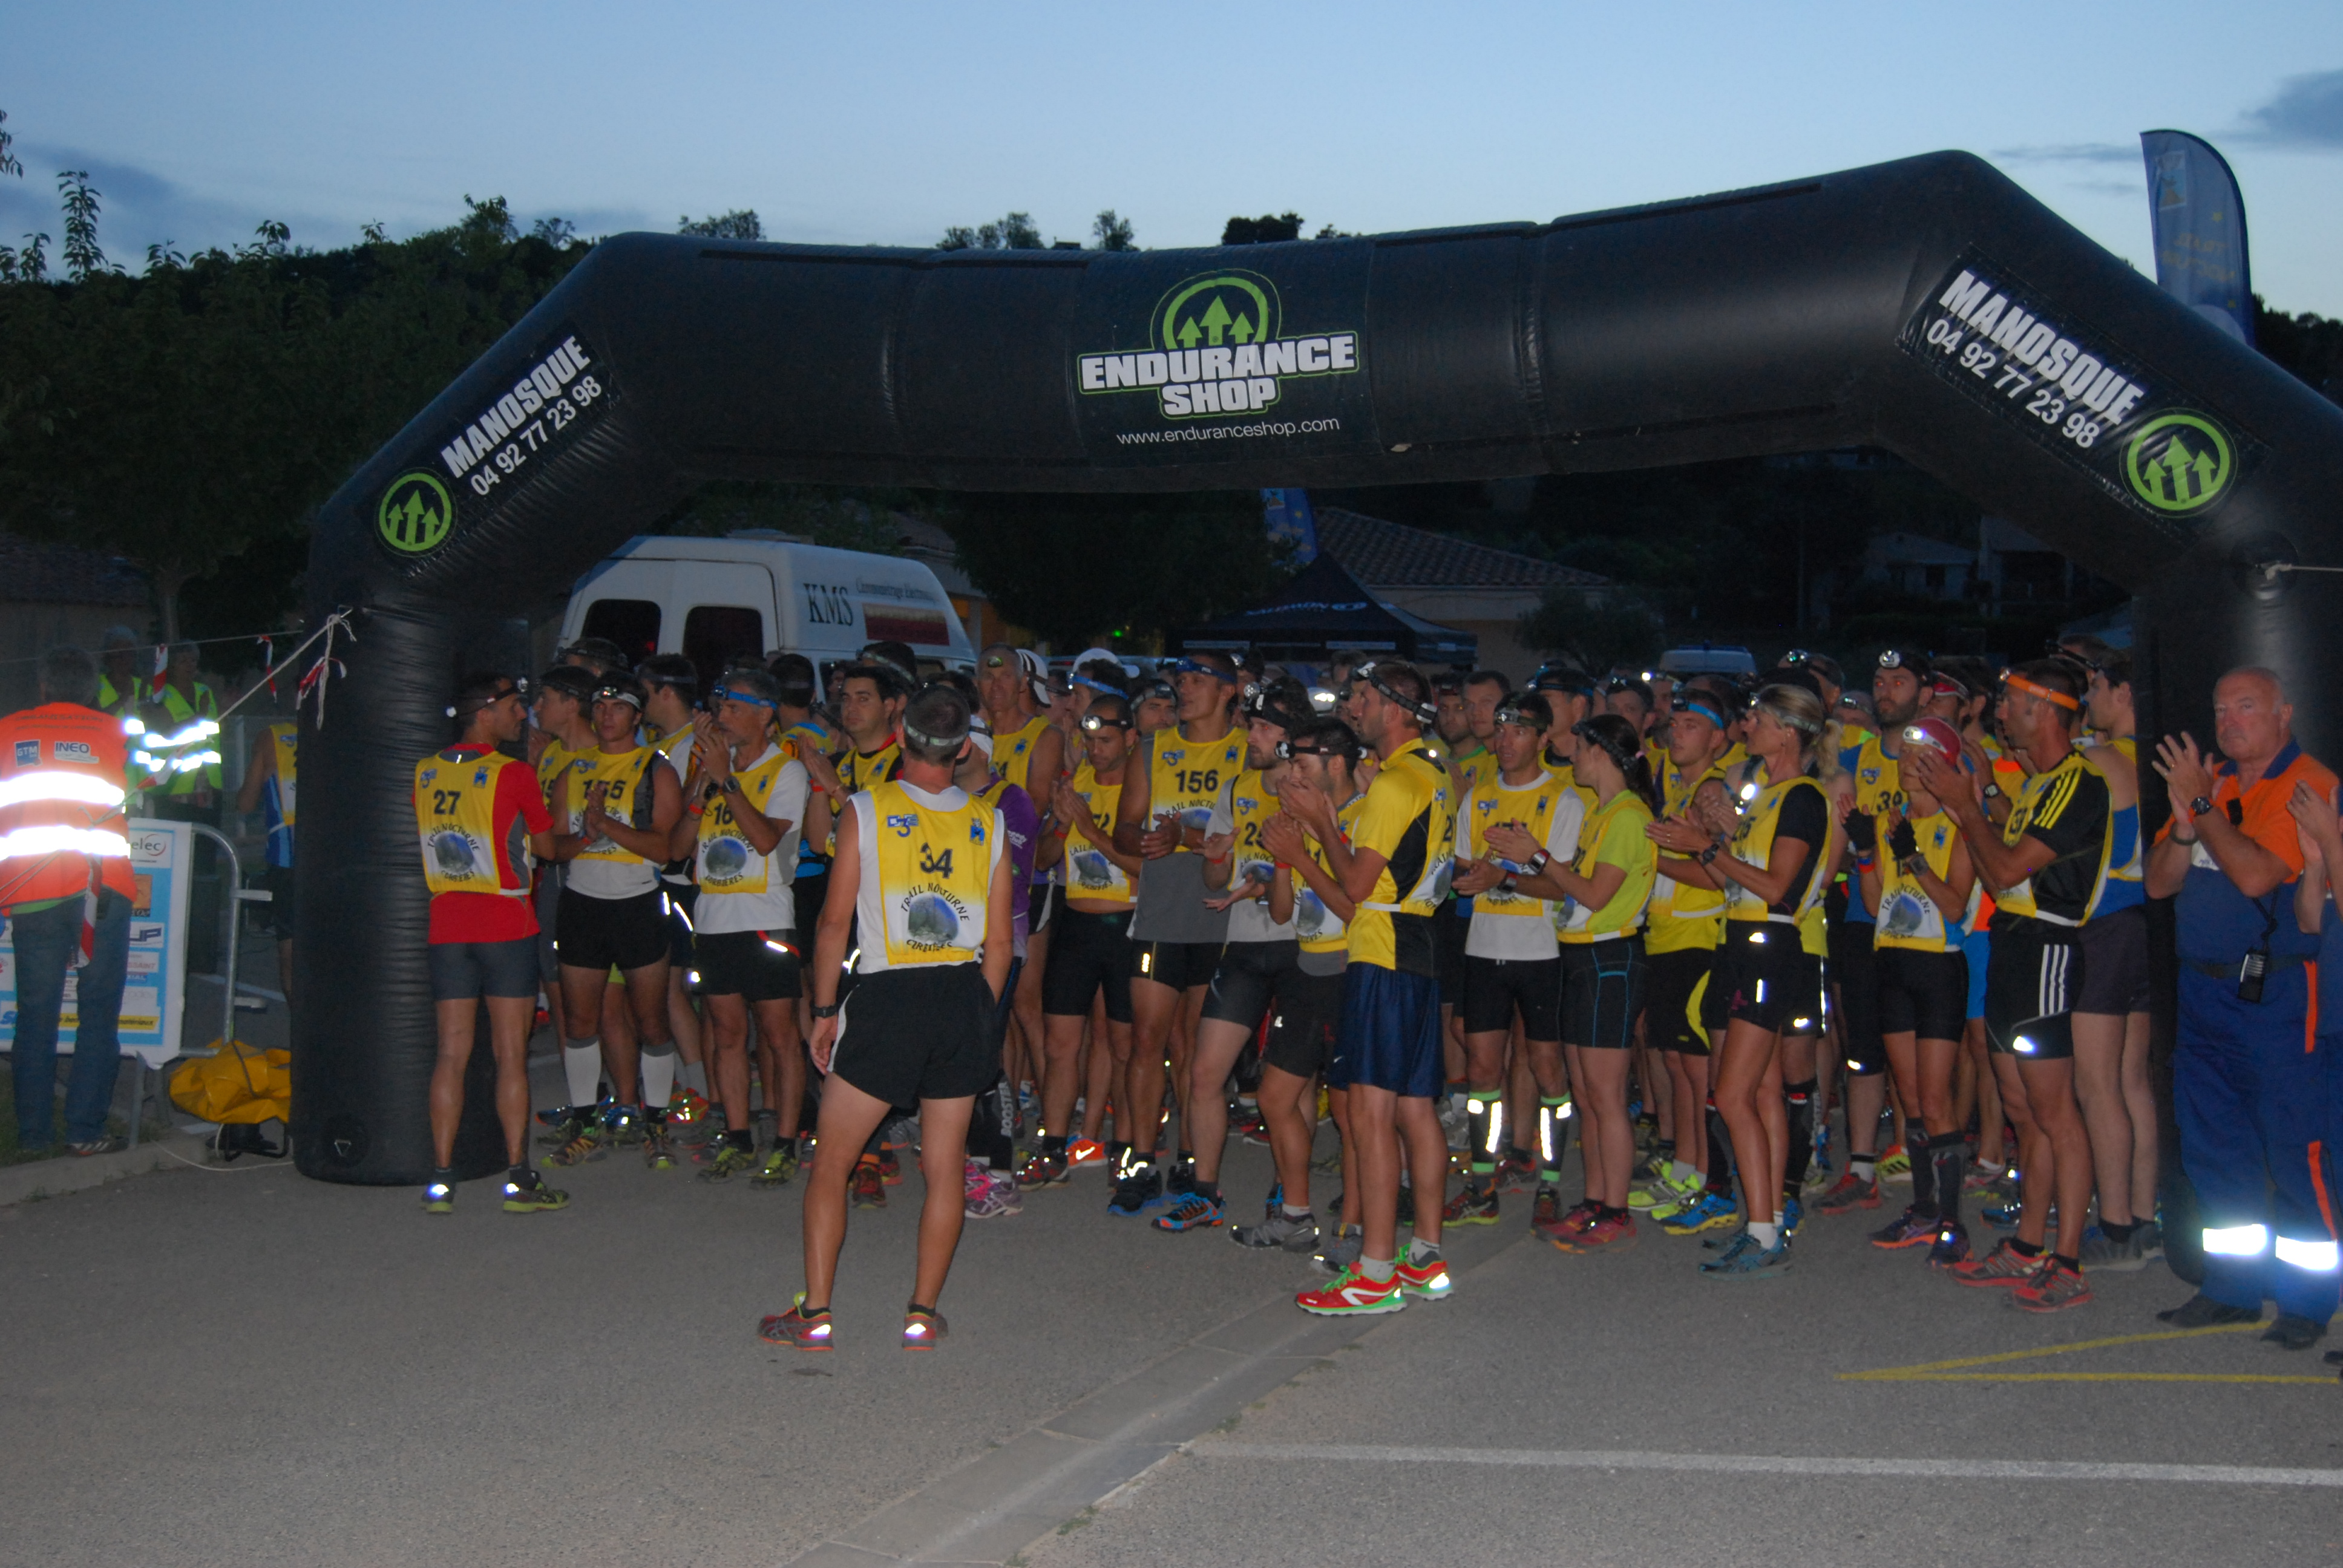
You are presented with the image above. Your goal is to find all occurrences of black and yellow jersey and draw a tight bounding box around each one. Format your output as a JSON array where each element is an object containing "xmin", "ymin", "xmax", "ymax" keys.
[
  {"xmin": 1993, "ymin": 749, "xmax": 2111, "ymax": 929},
  {"xmin": 1347, "ymin": 736, "xmax": 1456, "ymax": 974}
]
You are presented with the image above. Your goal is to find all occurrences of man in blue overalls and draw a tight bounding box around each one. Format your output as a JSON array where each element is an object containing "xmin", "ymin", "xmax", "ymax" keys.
[{"xmin": 2147, "ymin": 667, "xmax": 2339, "ymax": 1351}]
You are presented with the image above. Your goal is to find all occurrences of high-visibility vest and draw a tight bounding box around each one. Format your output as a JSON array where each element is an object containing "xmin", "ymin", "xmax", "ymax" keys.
[
  {"xmin": 138, "ymin": 679, "xmax": 223, "ymax": 795},
  {"xmin": 0, "ymin": 702, "xmax": 138, "ymax": 907}
]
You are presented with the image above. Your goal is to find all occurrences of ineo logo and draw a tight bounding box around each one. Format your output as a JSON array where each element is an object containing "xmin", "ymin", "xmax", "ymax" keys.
[
  {"xmin": 2123, "ymin": 412, "xmax": 2235, "ymax": 514},
  {"xmin": 378, "ymin": 471, "xmax": 455, "ymax": 554},
  {"xmin": 1077, "ymin": 269, "xmax": 1360, "ymax": 420}
]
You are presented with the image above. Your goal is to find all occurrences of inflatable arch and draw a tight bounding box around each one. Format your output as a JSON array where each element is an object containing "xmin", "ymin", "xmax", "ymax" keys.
[{"xmin": 295, "ymin": 151, "xmax": 2343, "ymax": 1183}]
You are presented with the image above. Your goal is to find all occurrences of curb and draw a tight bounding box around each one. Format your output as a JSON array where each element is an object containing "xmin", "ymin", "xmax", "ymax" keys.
[{"xmin": 0, "ymin": 1129, "xmax": 217, "ymax": 1207}]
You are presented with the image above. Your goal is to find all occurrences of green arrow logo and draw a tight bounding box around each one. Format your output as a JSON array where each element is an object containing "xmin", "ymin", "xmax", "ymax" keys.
[
  {"xmin": 2123, "ymin": 412, "xmax": 2235, "ymax": 515},
  {"xmin": 377, "ymin": 470, "xmax": 455, "ymax": 554},
  {"xmin": 1153, "ymin": 272, "xmax": 1277, "ymax": 353}
]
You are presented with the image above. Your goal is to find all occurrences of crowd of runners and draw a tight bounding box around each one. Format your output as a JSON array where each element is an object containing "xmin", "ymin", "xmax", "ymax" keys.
[{"xmin": 408, "ymin": 628, "xmax": 2342, "ymax": 1354}]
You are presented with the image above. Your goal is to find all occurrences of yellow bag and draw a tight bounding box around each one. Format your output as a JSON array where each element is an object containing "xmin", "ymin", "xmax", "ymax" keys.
[{"xmin": 169, "ymin": 1042, "xmax": 292, "ymax": 1125}]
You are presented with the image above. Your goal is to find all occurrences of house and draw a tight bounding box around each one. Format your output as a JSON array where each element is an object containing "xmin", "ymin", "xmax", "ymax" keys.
[
  {"xmin": 0, "ymin": 535, "xmax": 151, "ymax": 714},
  {"xmin": 1310, "ymin": 507, "xmax": 1607, "ymax": 679}
]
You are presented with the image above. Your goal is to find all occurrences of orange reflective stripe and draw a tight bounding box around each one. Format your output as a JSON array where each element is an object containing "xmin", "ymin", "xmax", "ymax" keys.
[
  {"xmin": 2309, "ymin": 963, "xmax": 2321, "ymax": 1051},
  {"xmin": 2310, "ymin": 1141, "xmax": 2338, "ymax": 1241}
]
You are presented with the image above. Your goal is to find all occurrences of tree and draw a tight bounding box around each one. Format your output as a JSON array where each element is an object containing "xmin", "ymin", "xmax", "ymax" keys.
[
  {"xmin": 1517, "ymin": 588, "xmax": 1663, "ymax": 675},
  {"xmin": 57, "ymin": 171, "xmax": 114, "ymax": 281},
  {"xmin": 937, "ymin": 212, "xmax": 1044, "ymax": 251},
  {"xmin": 1092, "ymin": 209, "xmax": 1136, "ymax": 251},
  {"xmin": 679, "ymin": 209, "xmax": 762, "ymax": 241},
  {"xmin": 1221, "ymin": 212, "xmax": 1303, "ymax": 246},
  {"xmin": 945, "ymin": 491, "xmax": 1288, "ymax": 649}
]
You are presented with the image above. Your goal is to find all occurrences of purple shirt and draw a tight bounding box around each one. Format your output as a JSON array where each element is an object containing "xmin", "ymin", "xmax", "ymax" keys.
[{"xmin": 986, "ymin": 779, "xmax": 1040, "ymax": 959}]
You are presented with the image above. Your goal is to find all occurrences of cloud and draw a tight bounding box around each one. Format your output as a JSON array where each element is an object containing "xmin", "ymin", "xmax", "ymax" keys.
[
  {"xmin": 2238, "ymin": 67, "xmax": 2343, "ymax": 148},
  {"xmin": 1991, "ymin": 142, "xmax": 2138, "ymax": 165},
  {"xmin": 0, "ymin": 143, "xmax": 360, "ymax": 264},
  {"xmin": 2065, "ymin": 177, "xmax": 2145, "ymax": 198}
]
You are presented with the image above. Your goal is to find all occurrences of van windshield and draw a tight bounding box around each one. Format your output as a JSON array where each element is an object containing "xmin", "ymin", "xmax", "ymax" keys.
[{"xmin": 582, "ymin": 599, "xmax": 660, "ymax": 665}]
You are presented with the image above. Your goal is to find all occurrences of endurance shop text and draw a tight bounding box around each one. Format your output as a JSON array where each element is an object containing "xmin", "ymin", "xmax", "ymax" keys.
[{"xmin": 1078, "ymin": 333, "xmax": 1358, "ymax": 418}]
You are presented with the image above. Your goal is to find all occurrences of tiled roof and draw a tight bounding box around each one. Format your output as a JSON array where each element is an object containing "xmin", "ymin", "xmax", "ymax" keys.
[
  {"xmin": 0, "ymin": 535, "xmax": 150, "ymax": 607},
  {"xmin": 1313, "ymin": 508, "xmax": 1605, "ymax": 589}
]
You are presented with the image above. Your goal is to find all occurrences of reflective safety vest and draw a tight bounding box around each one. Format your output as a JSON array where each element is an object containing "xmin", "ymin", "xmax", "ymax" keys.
[
  {"xmin": 0, "ymin": 703, "xmax": 138, "ymax": 907},
  {"xmin": 413, "ymin": 748, "xmax": 532, "ymax": 898},
  {"xmin": 696, "ymin": 746, "xmax": 793, "ymax": 896},
  {"xmin": 139, "ymin": 679, "xmax": 222, "ymax": 795},
  {"xmin": 263, "ymin": 722, "xmax": 297, "ymax": 870},
  {"xmin": 866, "ymin": 779, "xmax": 994, "ymax": 966}
]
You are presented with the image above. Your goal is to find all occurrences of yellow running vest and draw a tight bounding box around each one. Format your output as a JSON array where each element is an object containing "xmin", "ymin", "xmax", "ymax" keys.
[
  {"xmin": 697, "ymin": 748, "xmax": 793, "ymax": 895},
  {"xmin": 1463, "ymin": 770, "xmax": 1571, "ymax": 925},
  {"xmin": 1295, "ymin": 793, "xmax": 1366, "ymax": 957},
  {"xmin": 1875, "ymin": 810, "xmax": 1965, "ymax": 953},
  {"xmin": 569, "ymin": 746, "xmax": 659, "ymax": 863},
  {"xmin": 867, "ymin": 779, "xmax": 994, "ymax": 966},
  {"xmin": 994, "ymin": 715, "xmax": 1052, "ymax": 797},
  {"xmin": 1225, "ymin": 766, "xmax": 1278, "ymax": 889},
  {"xmin": 1149, "ymin": 726, "xmax": 1247, "ymax": 843},
  {"xmin": 1724, "ymin": 773, "xmax": 1829, "ymax": 926},
  {"xmin": 1061, "ymin": 763, "xmax": 1132, "ymax": 907},
  {"xmin": 1647, "ymin": 755, "xmax": 1729, "ymax": 954},
  {"xmin": 1556, "ymin": 792, "xmax": 1657, "ymax": 944},
  {"xmin": 415, "ymin": 748, "xmax": 531, "ymax": 898}
]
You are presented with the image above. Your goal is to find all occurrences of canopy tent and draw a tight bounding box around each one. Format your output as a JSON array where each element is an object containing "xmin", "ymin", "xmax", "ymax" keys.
[{"xmin": 1177, "ymin": 552, "xmax": 1478, "ymax": 665}]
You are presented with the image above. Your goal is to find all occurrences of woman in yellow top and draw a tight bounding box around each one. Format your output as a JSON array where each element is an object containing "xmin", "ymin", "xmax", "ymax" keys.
[{"xmin": 1490, "ymin": 714, "xmax": 1659, "ymax": 1252}]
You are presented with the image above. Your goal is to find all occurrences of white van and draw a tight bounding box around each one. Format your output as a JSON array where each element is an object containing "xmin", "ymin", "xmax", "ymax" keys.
[{"xmin": 559, "ymin": 532, "xmax": 977, "ymax": 691}]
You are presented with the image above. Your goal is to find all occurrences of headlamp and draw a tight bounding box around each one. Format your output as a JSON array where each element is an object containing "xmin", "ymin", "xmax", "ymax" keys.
[
  {"xmin": 1352, "ymin": 659, "xmax": 1437, "ymax": 725},
  {"xmin": 1080, "ymin": 711, "xmax": 1131, "ymax": 733}
]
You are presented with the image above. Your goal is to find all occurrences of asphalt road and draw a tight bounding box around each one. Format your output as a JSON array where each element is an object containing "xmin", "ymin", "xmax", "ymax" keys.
[{"xmin": 4, "ymin": 1071, "xmax": 2338, "ymax": 1568}]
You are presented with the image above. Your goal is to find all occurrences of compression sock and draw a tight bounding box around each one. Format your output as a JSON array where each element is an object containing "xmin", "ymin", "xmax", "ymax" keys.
[
  {"xmin": 2100, "ymin": 1218, "xmax": 2136, "ymax": 1243},
  {"xmin": 678, "ymin": 1060, "xmax": 708, "ymax": 1096},
  {"xmin": 562, "ymin": 1039, "xmax": 602, "ymax": 1110},
  {"xmin": 1467, "ymin": 1087, "xmax": 1502, "ymax": 1179},
  {"xmin": 1932, "ymin": 1132, "xmax": 1966, "ymax": 1231},
  {"xmin": 724, "ymin": 1127, "xmax": 754, "ymax": 1154},
  {"xmin": 1909, "ymin": 1120, "xmax": 1939, "ymax": 1219},
  {"xmin": 1537, "ymin": 1096, "xmax": 1570, "ymax": 1187},
  {"xmin": 1783, "ymin": 1080, "xmax": 1817, "ymax": 1190},
  {"xmin": 2010, "ymin": 1238, "xmax": 2042, "ymax": 1259},
  {"xmin": 640, "ymin": 1046, "xmax": 678, "ymax": 1112}
]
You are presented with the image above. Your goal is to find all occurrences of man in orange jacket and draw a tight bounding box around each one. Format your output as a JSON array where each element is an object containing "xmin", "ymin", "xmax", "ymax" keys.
[{"xmin": 1, "ymin": 646, "xmax": 138, "ymax": 1154}]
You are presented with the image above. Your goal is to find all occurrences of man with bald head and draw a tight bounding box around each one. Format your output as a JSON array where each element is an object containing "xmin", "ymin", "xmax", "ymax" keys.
[{"xmin": 2147, "ymin": 667, "xmax": 2339, "ymax": 1349}]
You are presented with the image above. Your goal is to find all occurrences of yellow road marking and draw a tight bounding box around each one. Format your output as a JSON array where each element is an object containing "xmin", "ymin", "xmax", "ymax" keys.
[{"xmin": 1839, "ymin": 1321, "xmax": 2334, "ymax": 1385}]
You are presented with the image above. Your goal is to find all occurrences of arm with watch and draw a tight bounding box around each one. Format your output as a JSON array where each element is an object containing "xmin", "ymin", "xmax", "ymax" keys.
[
  {"xmin": 2146, "ymin": 730, "xmax": 2291, "ymax": 900},
  {"xmin": 1486, "ymin": 818, "xmax": 1624, "ymax": 912}
]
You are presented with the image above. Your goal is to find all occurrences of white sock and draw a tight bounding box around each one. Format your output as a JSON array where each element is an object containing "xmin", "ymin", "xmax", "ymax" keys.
[
  {"xmin": 678, "ymin": 1060, "xmax": 708, "ymax": 1095},
  {"xmin": 562, "ymin": 1040, "xmax": 602, "ymax": 1108},
  {"xmin": 640, "ymin": 1050, "xmax": 677, "ymax": 1111},
  {"xmin": 1283, "ymin": 1203, "xmax": 1312, "ymax": 1218},
  {"xmin": 1360, "ymin": 1255, "xmax": 1395, "ymax": 1282},
  {"xmin": 1749, "ymin": 1220, "xmax": 1781, "ymax": 1249}
]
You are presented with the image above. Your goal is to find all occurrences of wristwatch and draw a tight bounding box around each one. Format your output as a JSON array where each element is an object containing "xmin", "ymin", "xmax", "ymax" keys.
[
  {"xmin": 1981, "ymin": 783, "xmax": 2002, "ymax": 800},
  {"xmin": 721, "ymin": 776, "xmax": 743, "ymax": 794},
  {"xmin": 1499, "ymin": 874, "xmax": 1520, "ymax": 896},
  {"xmin": 2189, "ymin": 794, "xmax": 2215, "ymax": 819},
  {"xmin": 1899, "ymin": 854, "xmax": 1928, "ymax": 880},
  {"xmin": 1528, "ymin": 849, "xmax": 1552, "ymax": 874},
  {"xmin": 1696, "ymin": 844, "xmax": 1721, "ymax": 867},
  {"xmin": 812, "ymin": 1002, "xmax": 841, "ymax": 1019}
]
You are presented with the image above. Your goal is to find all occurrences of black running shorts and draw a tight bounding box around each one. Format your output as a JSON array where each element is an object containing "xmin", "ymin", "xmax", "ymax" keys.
[
  {"xmin": 831, "ymin": 964, "xmax": 998, "ymax": 1106},
  {"xmin": 1042, "ymin": 906, "xmax": 1135, "ymax": 1023},
  {"xmin": 1027, "ymin": 880, "xmax": 1064, "ymax": 936},
  {"xmin": 1643, "ymin": 946, "xmax": 1713, "ymax": 1055},
  {"xmin": 1202, "ymin": 939, "xmax": 1300, "ymax": 1032},
  {"xmin": 1830, "ymin": 917, "xmax": 1885, "ymax": 1073},
  {"xmin": 1460, "ymin": 953, "xmax": 1562, "ymax": 1040},
  {"xmin": 1435, "ymin": 904, "xmax": 1470, "ymax": 1008},
  {"xmin": 429, "ymin": 935, "xmax": 539, "ymax": 1002},
  {"xmin": 2074, "ymin": 903, "xmax": 2149, "ymax": 1016},
  {"xmin": 663, "ymin": 882, "xmax": 698, "ymax": 967},
  {"xmin": 1875, "ymin": 945, "xmax": 1968, "ymax": 1044},
  {"xmin": 1562, "ymin": 937, "xmax": 1646, "ymax": 1050},
  {"xmin": 1701, "ymin": 921, "xmax": 1822, "ymax": 1035},
  {"xmin": 1985, "ymin": 918, "xmax": 2080, "ymax": 1059},
  {"xmin": 1263, "ymin": 967, "xmax": 1345, "ymax": 1080},
  {"xmin": 1131, "ymin": 936, "xmax": 1222, "ymax": 993},
  {"xmin": 555, "ymin": 887, "xmax": 669, "ymax": 974},
  {"xmin": 693, "ymin": 927, "xmax": 802, "ymax": 1002}
]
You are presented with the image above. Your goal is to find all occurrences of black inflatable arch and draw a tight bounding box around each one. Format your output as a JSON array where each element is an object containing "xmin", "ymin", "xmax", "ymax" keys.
[{"xmin": 295, "ymin": 150, "xmax": 2343, "ymax": 1183}]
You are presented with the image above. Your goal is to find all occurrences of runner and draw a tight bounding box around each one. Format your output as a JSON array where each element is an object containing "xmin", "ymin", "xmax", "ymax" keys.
[
  {"xmin": 1239, "ymin": 715, "xmax": 1368, "ymax": 1256},
  {"xmin": 1907, "ymin": 660, "xmax": 2111, "ymax": 1312},
  {"xmin": 638, "ymin": 653, "xmax": 710, "ymax": 1128},
  {"xmin": 1108, "ymin": 650, "xmax": 1247, "ymax": 1215},
  {"xmin": 1154, "ymin": 678, "xmax": 1316, "ymax": 1232},
  {"xmin": 671, "ymin": 665, "xmax": 810, "ymax": 1184},
  {"xmin": 1437, "ymin": 671, "xmax": 1509, "ymax": 1152},
  {"xmin": 543, "ymin": 672, "xmax": 684, "ymax": 1166},
  {"xmin": 1505, "ymin": 714, "xmax": 1659, "ymax": 1251},
  {"xmin": 528, "ymin": 664, "xmax": 600, "ymax": 1062},
  {"xmin": 1443, "ymin": 691, "xmax": 1581, "ymax": 1230},
  {"xmin": 234, "ymin": 714, "xmax": 299, "ymax": 1007},
  {"xmin": 977, "ymin": 644, "xmax": 1066, "ymax": 1143},
  {"xmin": 1024, "ymin": 694, "xmax": 1145, "ymax": 1186},
  {"xmin": 768, "ymin": 652, "xmax": 839, "ymax": 1166},
  {"xmin": 416, "ymin": 673, "xmax": 563, "ymax": 1214},
  {"xmin": 760, "ymin": 684, "xmax": 1012, "ymax": 1353},
  {"xmin": 1295, "ymin": 659, "xmax": 1457, "ymax": 1315},
  {"xmin": 1650, "ymin": 681, "xmax": 1835, "ymax": 1278},
  {"xmin": 1852, "ymin": 717, "xmax": 1978, "ymax": 1263},
  {"xmin": 958, "ymin": 715, "xmax": 1041, "ymax": 1220},
  {"xmin": 1133, "ymin": 675, "xmax": 1178, "ymax": 738}
]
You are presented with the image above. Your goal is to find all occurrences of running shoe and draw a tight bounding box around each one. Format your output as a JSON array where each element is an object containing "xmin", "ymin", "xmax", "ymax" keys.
[
  {"xmin": 605, "ymin": 1105, "xmax": 646, "ymax": 1148},
  {"xmin": 1926, "ymin": 1221, "xmax": 1973, "ymax": 1269},
  {"xmin": 541, "ymin": 1118, "xmax": 606, "ymax": 1168},
  {"xmin": 1532, "ymin": 1186, "xmax": 1563, "ymax": 1227},
  {"xmin": 1443, "ymin": 1184, "xmax": 1501, "ymax": 1227},
  {"xmin": 1947, "ymin": 1238, "xmax": 2041, "ymax": 1288},
  {"xmin": 1396, "ymin": 1252, "xmax": 1453, "ymax": 1300},
  {"xmin": 850, "ymin": 1155, "xmax": 888, "ymax": 1208},
  {"xmin": 1657, "ymin": 1191, "xmax": 1740, "ymax": 1235},
  {"xmin": 1142, "ymin": 1165, "xmax": 1188, "ymax": 1215},
  {"xmin": 2008, "ymin": 1260, "xmax": 2091, "ymax": 1313},
  {"xmin": 644, "ymin": 1126, "xmax": 676, "ymax": 1171},
  {"xmin": 966, "ymin": 1173, "xmax": 1023, "ymax": 1220},
  {"xmin": 1153, "ymin": 1189, "xmax": 1225, "ymax": 1231},
  {"xmin": 752, "ymin": 1143, "xmax": 799, "ymax": 1189},
  {"xmin": 1876, "ymin": 1143, "xmax": 1911, "ymax": 1182},
  {"xmin": 422, "ymin": 1177, "xmax": 456, "ymax": 1215},
  {"xmin": 1313, "ymin": 1225, "xmax": 1365, "ymax": 1275},
  {"xmin": 1869, "ymin": 1207, "xmax": 1937, "ymax": 1249},
  {"xmin": 1107, "ymin": 1164, "xmax": 1162, "ymax": 1217},
  {"xmin": 1064, "ymin": 1138, "xmax": 1109, "ymax": 1169},
  {"xmin": 1017, "ymin": 1149, "xmax": 1071, "ymax": 1189},
  {"xmin": 879, "ymin": 1147, "xmax": 903, "ymax": 1186},
  {"xmin": 1701, "ymin": 1234, "xmax": 1791, "ymax": 1279},
  {"xmin": 675, "ymin": 1108, "xmax": 719, "ymax": 1148},
  {"xmin": 501, "ymin": 1171, "xmax": 569, "ymax": 1212},
  {"xmin": 2261, "ymin": 1314, "xmax": 2326, "ymax": 1351},
  {"xmin": 1553, "ymin": 1212, "xmax": 1637, "ymax": 1253},
  {"xmin": 1535, "ymin": 1200, "xmax": 1600, "ymax": 1244},
  {"xmin": 1963, "ymin": 1160, "xmax": 2011, "ymax": 1194},
  {"xmin": 1781, "ymin": 1197, "xmax": 1803, "ymax": 1240},
  {"xmin": 1231, "ymin": 1102, "xmax": 1266, "ymax": 1140},
  {"xmin": 1297, "ymin": 1264, "xmax": 1407, "ymax": 1316},
  {"xmin": 1816, "ymin": 1170, "xmax": 1882, "ymax": 1215},
  {"xmin": 2077, "ymin": 1223, "xmax": 2161, "ymax": 1273},
  {"xmin": 666, "ymin": 1086, "xmax": 710, "ymax": 1127},
  {"xmin": 759, "ymin": 1293, "xmax": 833, "ymax": 1351},
  {"xmin": 1631, "ymin": 1166, "xmax": 1702, "ymax": 1211},
  {"xmin": 879, "ymin": 1113, "xmax": 918, "ymax": 1151},
  {"xmin": 902, "ymin": 1307, "xmax": 947, "ymax": 1350},
  {"xmin": 1233, "ymin": 1209, "xmax": 1320, "ymax": 1252},
  {"xmin": 1982, "ymin": 1201, "xmax": 2022, "ymax": 1230},
  {"xmin": 1496, "ymin": 1154, "xmax": 1538, "ymax": 1192},
  {"xmin": 698, "ymin": 1142, "xmax": 757, "ymax": 1181}
]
